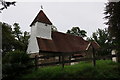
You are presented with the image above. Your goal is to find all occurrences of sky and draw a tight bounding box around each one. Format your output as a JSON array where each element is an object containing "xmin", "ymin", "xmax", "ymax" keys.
[{"xmin": 1, "ymin": 0, "xmax": 109, "ymax": 37}]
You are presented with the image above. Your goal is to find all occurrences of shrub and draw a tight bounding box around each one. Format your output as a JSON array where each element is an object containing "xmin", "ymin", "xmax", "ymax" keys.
[{"xmin": 2, "ymin": 50, "xmax": 33, "ymax": 80}]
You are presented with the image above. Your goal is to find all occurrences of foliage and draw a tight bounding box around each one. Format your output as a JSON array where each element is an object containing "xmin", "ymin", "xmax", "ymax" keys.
[
  {"xmin": 12, "ymin": 23, "xmax": 30, "ymax": 51},
  {"xmin": 13, "ymin": 23, "xmax": 22, "ymax": 41},
  {"xmin": 20, "ymin": 31, "xmax": 30, "ymax": 51},
  {"xmin": 0, "ymin": 0, "xmax": 16, "ymax": 13},
  {"xmin": 2, "ymin": 22, "xmax": 30, "ymax": 54},
  {"xmin": 3, "ymin": 50, "xmax": 29, "ymax": 64},
  {"xmin": 2, "ymin": 22, "xmax": 31, "ymax": 79},
  {"xmin": 66, "ymin": 27, "xmax": 87, "ymax": 37},
  {"xmin": 104, "ymin": 2, "xmax": 120, "ymax": 40},
  {"xmin": 20, "ymin": 60, "xmax": 120, "ymax": 79},
  {"xmin": 104, "ymin": 1, "xmax": 120, "ymax": 62},
  {"xmin": 2, "ymin": 23, "xmax": 16, "ymax": 53},
  {"xmin": 87, "ymin": 28, "xmax": 112, "ymax": 56},
  {"xmin": 2, "ymin": 50, "xmax": 33, "ymax": 80}
]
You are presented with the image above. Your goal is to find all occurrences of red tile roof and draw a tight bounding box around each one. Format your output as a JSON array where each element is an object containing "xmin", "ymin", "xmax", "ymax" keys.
[
  {"xmin": 37, "ymin": 31, "xmax": 100, "ymax": 53},
  {"xmin": 30, "ymin": 10, "xmax": 52, "ymax": 26}
]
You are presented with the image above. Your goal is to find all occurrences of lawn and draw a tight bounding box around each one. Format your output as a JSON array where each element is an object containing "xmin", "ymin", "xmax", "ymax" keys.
[{"xmin": 19, "ymin": 60, "xmax": 120, "ymax": 80}]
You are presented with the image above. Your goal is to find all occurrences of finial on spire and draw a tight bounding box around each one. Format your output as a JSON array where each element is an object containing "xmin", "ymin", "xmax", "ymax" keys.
[{"xmin": 41, "ymin": 5, "xmax": 43, "ymax": 10}]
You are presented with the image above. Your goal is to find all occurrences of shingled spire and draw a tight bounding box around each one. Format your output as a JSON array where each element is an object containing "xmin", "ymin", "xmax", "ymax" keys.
[{"xmin": 30, "ymin": 10, "xmax": 52, "ymax": 26}]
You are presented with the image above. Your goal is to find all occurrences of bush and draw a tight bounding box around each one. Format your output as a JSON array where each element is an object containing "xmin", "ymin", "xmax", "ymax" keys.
[{"xmin": 2, "ymin": 50, "xmax": 33, "ymax": 80}]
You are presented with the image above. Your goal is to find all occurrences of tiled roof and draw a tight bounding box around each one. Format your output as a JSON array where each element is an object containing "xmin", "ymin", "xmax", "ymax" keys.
[
  {"xmin": 37, "ymin": 31, "xmax": 100, "ymax": 53},
  {"xmin": 30, "ymin": 10, "xmax": 52, "ymax": 26}
]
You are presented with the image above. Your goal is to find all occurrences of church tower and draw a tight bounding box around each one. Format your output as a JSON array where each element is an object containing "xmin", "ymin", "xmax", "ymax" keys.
[{"xmin": 27, "ymin": 10, "xmax": 53, "ymax": 54}]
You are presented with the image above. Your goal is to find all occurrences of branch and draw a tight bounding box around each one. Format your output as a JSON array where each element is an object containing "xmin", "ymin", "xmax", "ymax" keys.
[{"xmin": 0, "ymin": 0, "xmax": 16, "ymax": 13}]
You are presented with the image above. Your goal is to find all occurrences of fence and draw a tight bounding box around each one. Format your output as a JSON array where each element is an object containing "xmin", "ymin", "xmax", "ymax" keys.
[{"xmin": 30, "ymin": 54, "xmax": 116, "ymax": 70}]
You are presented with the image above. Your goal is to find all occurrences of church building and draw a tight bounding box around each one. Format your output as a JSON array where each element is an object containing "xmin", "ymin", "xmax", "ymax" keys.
[{"xmin": 27, "ymin": 9, "xmax": 100, "ymax": 64}]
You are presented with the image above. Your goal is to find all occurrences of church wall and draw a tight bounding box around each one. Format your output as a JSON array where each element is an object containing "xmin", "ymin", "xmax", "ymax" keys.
[
  {"xmin": 27, "ymin": 23, "xmax": 39, "ymax": 54},
  {"xmin": 27, "ymin": 22, "xmax": 52, "ymax": 54},
  {"xmin": 36, "ymin": 22, "xmax": 52, "ymax": 39}
]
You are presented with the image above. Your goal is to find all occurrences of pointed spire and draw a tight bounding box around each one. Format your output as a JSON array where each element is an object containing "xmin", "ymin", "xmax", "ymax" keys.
[{"xmin": 30, "ymin": 9, "xmax": 52, "ymax": 27}]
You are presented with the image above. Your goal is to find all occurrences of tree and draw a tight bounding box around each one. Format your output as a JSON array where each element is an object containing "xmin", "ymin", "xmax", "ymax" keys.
[
  {"xmin": 0, "ymin": 0, "xmax": 16, "ymax": 13},
  {"xmin": 13, "ymin": 23, "xmax": 22, "ymax": 41},
  {"xmin": 2, "ymin": 22, "xmax": 30, "ymax": 54},
  {"xmin": 2, "ymin": 23, "xmax": 31, "ymax": 79},
  {"xmin": 2, "ymin": 22, "xmax": 16, "ymax": 54},
  {"xmin": 104, "ymin": 1, "xmax": 120, "ymax": 62},
  {"xmin": 12, "ymin": 23, "xmax": 30, "ymax": 51},
  {"xmin": 66, "ymin": 27, "xmax": 87, "ymax": 37},
  {"xmin": 20, "ymin": 31, "xmax": 30, "ymax": 51},
  {"xmin": 87, "ymin": 28, "xmax": 112, "ymax": 56}
]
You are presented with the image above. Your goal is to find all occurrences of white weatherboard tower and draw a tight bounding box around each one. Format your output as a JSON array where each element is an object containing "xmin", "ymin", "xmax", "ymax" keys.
[{"xmin": 27, "ymin": 10, "xmax": 53, "ymax": 54}]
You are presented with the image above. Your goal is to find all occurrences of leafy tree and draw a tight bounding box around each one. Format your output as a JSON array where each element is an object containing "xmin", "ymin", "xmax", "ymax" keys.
[
  {"xmin": 2, "ymin": 22, "xmax": 31, "ymax": 79},
  {"xmin": 12, "ymin": 23, "xmax": 30, "ymax": 51},
  {"xmin": 2, "ymin": 22, "xmax": 30, "ymax": 54},
  {"xmin": 13, "ymin": 23, "xmax": 22, "ymax": 41},
  {"xmin": 20, "ymin": 31, "xmax": 30, "ymax": 51},
  {"xmin": 66, "ymin": 27, "xmax": 87, "ymax": 37},
  {"xmin": 104, "ymin": 1, "xmax": 120, "ymax": 62},
  {"xmin": 87, "ymin": 28, "xmax": 112, "ymax": 56},
  {"xmin": 2, "ymin": 23, "xmax": 15, "ymax": 54}
]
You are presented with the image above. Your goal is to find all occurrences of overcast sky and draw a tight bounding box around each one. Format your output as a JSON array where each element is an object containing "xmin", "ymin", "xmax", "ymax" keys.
[{"xmin": 1, "ymin": 0, "xmax": 108, "ymax": 37}]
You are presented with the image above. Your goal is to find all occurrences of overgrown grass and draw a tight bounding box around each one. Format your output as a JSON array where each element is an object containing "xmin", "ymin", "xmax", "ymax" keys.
[{"xmin": 19, "ymin": 60, "xmax": 120, "ymax": 80}]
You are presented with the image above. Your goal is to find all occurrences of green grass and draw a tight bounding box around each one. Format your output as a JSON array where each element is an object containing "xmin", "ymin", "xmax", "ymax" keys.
[{"xmin": 19, "ymin": 60, "xmax": 120, "ymax": 79}]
